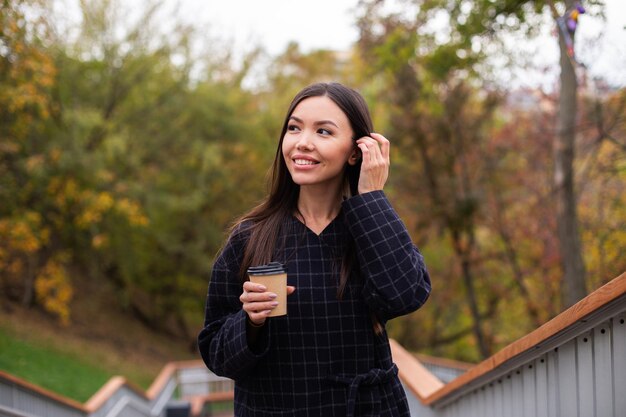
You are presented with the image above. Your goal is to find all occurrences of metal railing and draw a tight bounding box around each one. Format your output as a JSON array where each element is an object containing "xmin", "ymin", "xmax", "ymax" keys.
[
  {"xmin": 401, "ymin": 272, "xmax": 626, "ymax": 417},
  {"xmin": 0, "ymin": 362, "xmax": 233, "ymax": 417}
]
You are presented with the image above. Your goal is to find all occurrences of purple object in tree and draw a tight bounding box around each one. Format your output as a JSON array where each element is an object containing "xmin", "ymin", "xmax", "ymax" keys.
[{"xmin": 567, "ymin": 18, "xmax": 577, "ymax": 31}]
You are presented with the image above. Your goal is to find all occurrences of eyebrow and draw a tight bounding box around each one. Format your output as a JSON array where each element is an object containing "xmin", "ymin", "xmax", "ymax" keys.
[{"xmin": 289, "ymin": 116, "xmax": 339, "ymax": 128}]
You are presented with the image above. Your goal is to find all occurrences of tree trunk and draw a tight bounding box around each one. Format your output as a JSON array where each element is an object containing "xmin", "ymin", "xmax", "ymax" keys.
[
  {"xmin": 497, "ymin": 224, "xmax": 543, "ymax": 327},
  {"xmin": 455, "ymin": 230, "xmax": 491, "ymax": 359},
  {"xmin": 554, "ymin": 0, "xmax": 587, "ymax": 309},
  {"xmin": 490, "ymin": 190, "xmax": 543, "ymax": 327}
]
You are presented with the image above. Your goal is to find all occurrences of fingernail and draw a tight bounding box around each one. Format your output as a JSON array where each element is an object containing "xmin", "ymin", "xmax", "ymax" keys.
[
  {"xmin": 271, "ymin": 301, "xmax": 279, "ymax": 307},
  {"xmin": 264, "ymin": 310, "xmax": 272, "ymax": 315},
  {"xmin": 268, "ymin": 293, "xmax": 277, "ymax": 299},
  {"xmin": 258, "ymin": 285, "xmax": 267, "ymax": 291}
]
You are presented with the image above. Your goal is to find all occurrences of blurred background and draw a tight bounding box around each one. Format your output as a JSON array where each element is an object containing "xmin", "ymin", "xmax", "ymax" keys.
[{"xmin": 1, "ymin": 0, "xmax": 625, "ymax": 403}]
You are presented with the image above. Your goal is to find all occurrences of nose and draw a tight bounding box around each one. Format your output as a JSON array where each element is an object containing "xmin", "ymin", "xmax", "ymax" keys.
[{"xmin": 296, "ymin": 130, "xmax": 314, "ymax": 150}]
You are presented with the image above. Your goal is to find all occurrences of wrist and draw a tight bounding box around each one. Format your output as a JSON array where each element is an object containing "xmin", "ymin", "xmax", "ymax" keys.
[
  {"xmin": 357, "ymin": 187, "xmax": 383, "ymax": 195},
  {"xmin": 247, "ymin": 316, "xmax": 265, "ymax": 328}
]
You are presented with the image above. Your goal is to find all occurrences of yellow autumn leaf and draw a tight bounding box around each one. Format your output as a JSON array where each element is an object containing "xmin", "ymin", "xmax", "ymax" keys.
[{"xmin": 34, "ymin": 257, "xmax": 73, "ymax": 326}]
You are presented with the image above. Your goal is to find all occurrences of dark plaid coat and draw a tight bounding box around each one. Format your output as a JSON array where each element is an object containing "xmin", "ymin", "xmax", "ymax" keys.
[{"xmin": 198, "ymin": 191, "xmax": 431, "ymax": 416}]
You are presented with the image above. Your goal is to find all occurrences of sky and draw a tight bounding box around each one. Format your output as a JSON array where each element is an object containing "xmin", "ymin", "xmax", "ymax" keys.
[
  {"xmin": 177, "ymin": 0, "xmax": 360, "ymax": 56},
  {"xmin": 173, "ymin": 0, "xmax": 625, "ymax": 89}
]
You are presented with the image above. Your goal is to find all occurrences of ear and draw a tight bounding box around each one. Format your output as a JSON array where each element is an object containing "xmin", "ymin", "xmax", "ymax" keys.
[{"xmin": 347, "ymin": 148, "xmax": 361, "ymax": 166}]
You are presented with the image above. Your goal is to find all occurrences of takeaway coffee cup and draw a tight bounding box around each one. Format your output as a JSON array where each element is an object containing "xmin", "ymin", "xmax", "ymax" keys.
[{"xmin": 247, "ymin": 262, "xmax": 288, "ymax": 317}]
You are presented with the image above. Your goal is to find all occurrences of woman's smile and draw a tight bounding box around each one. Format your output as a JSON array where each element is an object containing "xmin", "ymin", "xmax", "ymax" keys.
[{"xmin": 292, "ymin": 155, "xmax": 320, "ymax": 168}]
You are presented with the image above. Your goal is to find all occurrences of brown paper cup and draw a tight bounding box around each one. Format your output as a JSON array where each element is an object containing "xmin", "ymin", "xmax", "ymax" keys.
[
  {"xmin": 248, "ymin": 262, "xmax": 288, "ymax": 317},
  {"xmin": 248, "ymin": 273, "xmax": 287, "ymax": 317}
]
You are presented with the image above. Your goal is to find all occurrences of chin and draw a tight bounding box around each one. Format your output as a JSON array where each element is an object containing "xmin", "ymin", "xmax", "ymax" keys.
[{"xmin": 291, "ymin": 177, "xmax": 317, "ymax": 186}]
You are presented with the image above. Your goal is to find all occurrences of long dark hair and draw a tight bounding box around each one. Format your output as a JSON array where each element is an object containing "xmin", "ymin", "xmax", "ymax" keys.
[{"xmin": 231, "ymin": 82, "xmax": 382, "ymax": 332}]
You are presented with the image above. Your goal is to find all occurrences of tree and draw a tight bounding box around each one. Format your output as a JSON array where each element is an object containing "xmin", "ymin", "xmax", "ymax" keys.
[
  {"xmin": 353, "ymin": 0, "xmax": 616, "ymax": 359},
  {"xmin": 355, "ymin": 3, "xmax": 504, "ymax": 358},
  {"xmin": 49, "ymin": 0, "xmax": 272, "ymax": 337},
  {"xmin": 0, "ymin": 0, "xmax": 271, "ymax": 335},
  {"xmin": 577, "ymin": 86, "xmax": 626, "ymax": 288},
  {"xmin": 0, "ymin": 0, "xmax": 74, "ymax": 323},
  {"xmin": 550, "ymin": 0, "xmax": 587, "ymax": 307}
]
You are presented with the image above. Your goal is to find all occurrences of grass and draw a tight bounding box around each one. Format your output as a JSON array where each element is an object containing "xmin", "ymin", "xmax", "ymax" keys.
[
  {"xmin": 0, "ymin": 326, "xmax": 113, "ymax": 402},
  {"xmin": 0, "ymin": 284, "xmax": 198, "ymax": 404}
]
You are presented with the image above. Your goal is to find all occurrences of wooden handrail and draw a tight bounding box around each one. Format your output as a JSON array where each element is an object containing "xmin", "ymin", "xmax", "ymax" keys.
[
  {"xmin": 414, "ymin": 353, "xmax": 473, "ymax": 371},
  {"xmin": 423, "ymin": 271, "xmax": 626, "ymax": 405},
  {"xmin": 390, "ymin": 339, "xmax": 444, "ymax": 401},
  {"xmin": 145, "ymin": 362, "xmax": 177, "ymax": 399},
  {"xmin": 146, "ymin": 360, "xmax": 208, "ymax": 399},
  {"xmin": 0, "ymin": 370, "xmax": 86, "ymax": 412},
  {"xmin": 84, "ymin": 376, "xmax": 148, "ymax": 413},
  {"xmin": 1, "ymin": 360, "xmax": 231, "ymax": 416},
  {"xmin": 187, "ymin": 391, "xmax": 235, "ymax": 416}
]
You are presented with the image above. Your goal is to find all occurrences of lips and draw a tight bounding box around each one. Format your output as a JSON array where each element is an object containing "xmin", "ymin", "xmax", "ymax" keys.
[{"xmin": 292, "ymin": 155, "xmax": 320, "ymax": 166}]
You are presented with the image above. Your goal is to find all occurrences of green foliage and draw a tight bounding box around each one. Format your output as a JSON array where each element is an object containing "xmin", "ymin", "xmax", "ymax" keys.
[{"xmin": 0, "ymin": 0, "xmax": 272, "ymax": 334}]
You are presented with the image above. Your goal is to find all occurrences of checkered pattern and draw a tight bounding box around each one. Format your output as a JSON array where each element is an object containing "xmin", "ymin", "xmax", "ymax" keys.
[{"xmin": 198, "ymin": 191, "xmax": 431, "ymax": 416}]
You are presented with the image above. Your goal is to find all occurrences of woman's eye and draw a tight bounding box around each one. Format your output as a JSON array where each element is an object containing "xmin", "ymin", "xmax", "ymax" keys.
[
  {"xmin": 287, "ymin": 125, "xmax": 300, "ymax": 132},
  {"xmin": 317, "ymin": 128, "xmax": 332, "ymax": 136}
]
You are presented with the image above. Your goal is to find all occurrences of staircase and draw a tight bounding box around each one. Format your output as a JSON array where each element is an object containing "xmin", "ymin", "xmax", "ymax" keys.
[{"xmin": 0, "ymin": 360, "xmax": 234, "ymax": 417}]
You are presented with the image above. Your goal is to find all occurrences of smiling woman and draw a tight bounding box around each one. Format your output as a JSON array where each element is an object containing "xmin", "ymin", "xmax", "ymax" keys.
[{"xmin": 197, "ymin": 82, "xmax": 431, "ymax": 417}]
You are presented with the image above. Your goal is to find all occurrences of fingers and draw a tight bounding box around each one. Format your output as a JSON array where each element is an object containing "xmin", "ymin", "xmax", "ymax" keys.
[
  {"xmin": 243, "ymin": 300, "xmax": 279, "ymax": 314},
  {"xmin": 356, "ymin": 133, "xmax": 390, "ymax": 165},
  {"xmin": 246, "ymin": 308, "xmax": 273, "ymax": 325},
  {"xmin": 241, "ymin": 282, "xmax": 297, "ymax": 325},
  {"xmin": 243, "ymin": 280, "xmax": 266, "ymax": 293},
  {"xmin": 369, "ymin": 132, "xmax": 390, "ymax": 162},
  {"xmin": 356, "ymin": 133, "xmax": 390, "ymax": 194},
  {"xmin": 356, "ymin": 137, "xmax": 375, "ymax": 164},
  {"xmin": 242, "ymin": 291, "xmax": 276, "ymax": 325},
  {"xmin": 240, "ymin": 289, "xmax": 276, "ymax": 303}
]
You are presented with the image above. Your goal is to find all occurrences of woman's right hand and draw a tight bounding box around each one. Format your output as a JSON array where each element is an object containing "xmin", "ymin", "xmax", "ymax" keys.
[{"xmin": 240, "ymin": 281, "xmax": 296, "ymax": 326}]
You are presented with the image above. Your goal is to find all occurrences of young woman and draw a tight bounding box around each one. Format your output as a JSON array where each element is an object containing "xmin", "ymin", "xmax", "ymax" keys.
[{"xmin": 198, "ymin": 82, "xmax": 431, "ymax": 416}]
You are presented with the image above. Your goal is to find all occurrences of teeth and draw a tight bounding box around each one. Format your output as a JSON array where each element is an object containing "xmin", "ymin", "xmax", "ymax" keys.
[{"xmin": 294, "ymin": 159, "xmax": 317, "ymax": 165}]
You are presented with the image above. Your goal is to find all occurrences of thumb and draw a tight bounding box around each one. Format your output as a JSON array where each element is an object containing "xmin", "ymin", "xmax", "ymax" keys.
[{"xmin": 287, "ymin": 286, "xmax": 296, "ymax": 295}]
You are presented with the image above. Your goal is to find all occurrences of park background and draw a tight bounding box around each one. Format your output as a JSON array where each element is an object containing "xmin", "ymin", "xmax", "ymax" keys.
[{"xmin": 1, "ymin": 0, "xmax": 625, "ymax": 404}]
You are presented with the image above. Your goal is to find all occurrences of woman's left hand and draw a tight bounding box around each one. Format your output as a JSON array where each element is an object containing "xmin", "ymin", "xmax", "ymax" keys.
[{"xmin": 356, "ymin": 132, "xmax": 390, "ymax": 194}]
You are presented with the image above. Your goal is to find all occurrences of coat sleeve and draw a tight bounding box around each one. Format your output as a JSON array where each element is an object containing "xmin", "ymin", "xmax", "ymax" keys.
[
  {"xmin": 343, "ymin": 190, "xmax": 431, "ymax": 321},
  {"xmin": 197, "ymin": 225, "xmax": 271, "ymax": 380}
]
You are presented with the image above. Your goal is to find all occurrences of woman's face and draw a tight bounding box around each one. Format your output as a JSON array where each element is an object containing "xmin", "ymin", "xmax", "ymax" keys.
[{"xmin": 282, "ymin": 95, "xmax": 358, "ymax": 191}]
